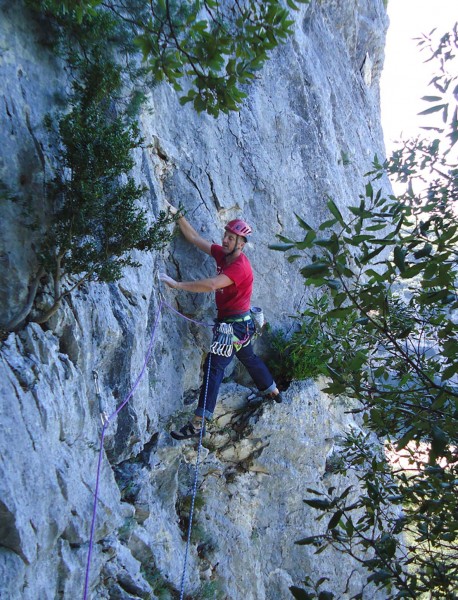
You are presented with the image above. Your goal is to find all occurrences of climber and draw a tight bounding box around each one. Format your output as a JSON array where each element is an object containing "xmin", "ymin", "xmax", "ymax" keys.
[{"xmin": 159, "ymin": 201, "xmax": 282, "ymax": 440}]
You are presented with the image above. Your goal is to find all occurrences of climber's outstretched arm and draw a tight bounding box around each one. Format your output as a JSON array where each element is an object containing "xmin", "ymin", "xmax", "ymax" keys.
[
  {"xmin": 159, "ymin": 273, "xmax": 233, "ymax": 293},
  {"xmin": 165, "ymin": 200, "xmax": 212, "ymax": 256}
]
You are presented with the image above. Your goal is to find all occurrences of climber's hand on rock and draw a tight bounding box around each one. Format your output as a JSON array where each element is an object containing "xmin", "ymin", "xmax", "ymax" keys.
[
  {"xmin": 164, "ymin": 199, "xmax": 178, "ymax": 216},
  {"xmin": 159, "ymin": 273, "xmax": 178, "ymax": 289}
]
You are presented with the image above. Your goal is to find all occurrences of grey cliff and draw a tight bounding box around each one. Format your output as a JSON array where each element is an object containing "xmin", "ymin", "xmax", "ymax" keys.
[{"xmin": 0, "ymin": 1, "xmax": 391, "ymax": 598}]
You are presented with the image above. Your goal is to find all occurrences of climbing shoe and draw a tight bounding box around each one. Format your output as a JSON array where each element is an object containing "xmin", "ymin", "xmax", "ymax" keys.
[
  {"xmin": 246, "ymin": 390, "xmax": 283, "ymax": 403},
  {"xmin": 183, "ymin": 391, "xmax": 197, "ymax": 406},
  {"xmin": 246, "ymin": 391, "xmax": 262, "ymax": 402},
  {"xmin": 170, "ymin": 421, "xmax": 206, "ymax": 441}
]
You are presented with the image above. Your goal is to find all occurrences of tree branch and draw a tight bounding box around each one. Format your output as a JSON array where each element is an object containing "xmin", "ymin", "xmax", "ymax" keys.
[{"xmin": 2, "ymin": 266, "xmax": 46, "ymax": 332}]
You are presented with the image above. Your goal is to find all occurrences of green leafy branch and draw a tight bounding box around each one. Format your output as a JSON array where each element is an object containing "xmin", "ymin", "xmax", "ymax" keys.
[
  {"xmin": 27, "ymin": 0, "xmax": 310, "ymax": 117},
  {"xmin": 271, "ymin": 166, "xmax": 458, "ymax": 433},
  {"xmin": 279, "ymin": 26, "xmax": 458, "ymax": 599},
  {"xmin": 132, "ymin": 0, "xmax": 311, "ymax": 116},
  {"xmin": 293, "ymin": 431, "xmax": 458, "ymax": 599}
]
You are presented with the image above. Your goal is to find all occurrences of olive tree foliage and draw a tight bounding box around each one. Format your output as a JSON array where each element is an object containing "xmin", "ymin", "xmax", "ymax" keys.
[
  {"xmin": 271, "ymin": 26, "xmax": 458, "ymax": 600},
  {"xmin": 27, "ymin": 0, "xmax": 310, "ymax": 117},
  {"xmin": 4, "ymin": 57, "xmax": 177, "ymax": 330}
]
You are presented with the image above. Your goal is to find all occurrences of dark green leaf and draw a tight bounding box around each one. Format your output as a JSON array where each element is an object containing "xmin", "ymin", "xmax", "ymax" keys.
[
  {"xmin": 326, "ymin": 307, "xmax": 352, "ymax": 318},
  {"xmin": 441, "ymin": 362, "xmax": 458, "ymax": 380},
  {"xmin": 393, "ymin": 246, "xmax": 406, "ymax": 272},
  {"xmin": 396, "ymin": 427, "xmax": 416, "ymax": 451},
  {"xmin": 314, "ymin": 236, "xmax": 339, "ymax": 254},
  {"xmin": 413, "ymin": 243, "xmax": 433, "ymax": 259},
  {"xmin": 295, "ymin": 536, "xmax": 320, "ymax": 545},
  {"xmin": 365, "ymin": 181, "xmax": 373, "ymax": 199},
  {"xmin": 366, "ymin": 223, "xmax": 387, "ymax": 231},
  {"xmin": 371, "ymin": 238, "xmax": 396, "ymax": 246},
  {"xmin": 430, "ymin": 425, "xmax": 448, "ymax": 459},
  {"xmin": 325, "ymin": 279, "xmax": 342, "ymax": 291},
  {"xmin": 296, "ymin": 231, "xmax": 316, "ymax": 249},
  {"xmin": 327, "ymin": 198, "xmax": 344, "ymax": 225},
  {"xmin": 277, "ymin": 234, "xmax": 294, "ymax": 243},
  {"xmin": 400, "ymin": 262, "xmax": 424, "ymax": 279},
  {"xmin": 368, "ymin": 570, "xmax": 392, "ymax": 584},
  {"xmin": 295, "ymin": 213, "xmax": 313, "ymax": 230},
  {"xmin": 289, "ymin": 587, "xmax": 314, "ymax": 600},
  {"xmin": 361, "ymin": 245, "xmax": 385, "ymax": 262},
  {"xmin": 300, "ymin": 262, "xmax": 330, "ymax": 277},
  {"xmin": 418, "ymin": 103, "xmax": 446, "ymax": 115},
  {"xmin": 345, "ymin": 517, "xmax": 355, "ymax": 537},
  {"xmin": 421, "ymin": 95, "xmax": 443, "ymax": 102},
  {"xmin": 346, "ymin": 234, "xmax": 375, "ymax": 245},
  {"xmin": 303, "ymin": 498, "xmax": 332, "ymax": 510},
  {"xmin": 327, "ymin": 510, "xmax": 343, "ymax": 530},
  {"xmin": 306, "ymin": 488, "xmax": 324, "ymax": 495},
  {"xmin": 339, "ymin": 485, "xmax": 353, "ymax": 500},
  {"xmin": 319, "ymin": 218, "xmax": 338, "ymax": 230},
  {"xmin": 269, "ymin": 243, "xmax": 296, "ymax": 251}
]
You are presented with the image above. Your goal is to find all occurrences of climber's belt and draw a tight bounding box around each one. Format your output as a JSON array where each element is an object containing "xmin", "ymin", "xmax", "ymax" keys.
[
  {"xmin": 211, "ymin": 313, "xmax": 252, "ymax": 356},
  {"xmin": 219, "ymin": 312, "xmax": 251, "ymax": 323}
]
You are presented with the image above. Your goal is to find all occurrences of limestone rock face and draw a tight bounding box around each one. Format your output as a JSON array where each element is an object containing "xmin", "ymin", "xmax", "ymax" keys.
[{"xmin": 0, "ymin": 0, "xmax": 390, "ymax": 598}]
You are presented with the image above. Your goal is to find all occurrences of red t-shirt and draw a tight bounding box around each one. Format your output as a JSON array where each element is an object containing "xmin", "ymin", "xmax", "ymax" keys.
[{"xmin": 211, "ymin": 244, "xmax": 253, "ymax": 318}]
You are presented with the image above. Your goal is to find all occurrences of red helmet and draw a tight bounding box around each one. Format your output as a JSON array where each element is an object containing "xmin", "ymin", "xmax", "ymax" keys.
[{"xmin": 225, "ymin": 219, "xmax": 252, "ymax": 239}]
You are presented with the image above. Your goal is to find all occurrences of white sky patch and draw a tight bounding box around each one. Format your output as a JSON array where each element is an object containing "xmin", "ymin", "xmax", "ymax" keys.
[{"xmin": 380, "ymin": 0, "xmax": 457, "ymax": 155}]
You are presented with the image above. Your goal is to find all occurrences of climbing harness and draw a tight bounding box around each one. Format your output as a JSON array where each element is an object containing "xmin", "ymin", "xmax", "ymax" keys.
[{"xmin": 210, "ymin": 315, "xmax": 254, "ymax": 356}]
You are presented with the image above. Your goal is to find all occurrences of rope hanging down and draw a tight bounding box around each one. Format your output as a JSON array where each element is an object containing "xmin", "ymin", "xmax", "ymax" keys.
[
  {"xmin": 178, "ymin": 355, "xmax": 210, "ymax": 600},
  {"xmin": 83, "ymin": 296, "xmax": 164, "ymax": 600},
  {"xmin": 82, "ymin": 295, "xmax": 215, "ymax": 600}
]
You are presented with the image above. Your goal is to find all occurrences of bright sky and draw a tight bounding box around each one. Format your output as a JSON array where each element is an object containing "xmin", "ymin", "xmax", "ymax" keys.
[{"xmin": 380, "ymin": 0, "xmax": 457, "ymax": 154}]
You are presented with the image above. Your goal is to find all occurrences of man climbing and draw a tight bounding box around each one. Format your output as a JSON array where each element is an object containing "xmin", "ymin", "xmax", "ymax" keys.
[{"xmin": 159, "ymin": 201, "xmax": 282, "ymax": 441}]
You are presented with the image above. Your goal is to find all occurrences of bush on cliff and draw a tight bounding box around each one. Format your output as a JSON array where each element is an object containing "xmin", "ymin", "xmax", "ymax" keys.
[
  {"xmin": 274, "ymin": 26, "xmax": 458, "ymax": 600},
  {"xmin": 5, "ymin": 56, "xmax": 177, "ymax": 329}
]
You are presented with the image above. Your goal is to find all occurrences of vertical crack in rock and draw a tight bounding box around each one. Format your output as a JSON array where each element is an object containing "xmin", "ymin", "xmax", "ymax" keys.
[
  {"xmin": 3, "ymin": 96, "xmax": 15, "ymax": 137},
  {"xmin": 206, "ymin": 171, "xmax": 223, "ymax": 212},
  {"xmin": 150, "ymin": 136, "xmax": 173, "ymax": 188},
  {"xmin": 24, "ymin": 108, "xmax": 45, "ymax": 172}
]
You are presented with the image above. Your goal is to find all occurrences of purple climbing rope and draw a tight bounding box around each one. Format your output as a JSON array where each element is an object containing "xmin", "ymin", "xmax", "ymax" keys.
[
  {"xmin": 83, "ymin": 297, "xmax": 164, "ymax": 600},
  {"xmin": 161, "ymin": 298, "xmax": 214, "ymax": 328}
]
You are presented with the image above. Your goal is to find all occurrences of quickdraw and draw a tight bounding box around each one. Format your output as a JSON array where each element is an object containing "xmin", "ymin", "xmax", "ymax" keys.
[
  {"xmin": 210, "ymin": 321, "xmax": 252, "ymax": 356},
  {"xmin": 210, "ymin": 322, "xmax": 234, "ymax": 357}
]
